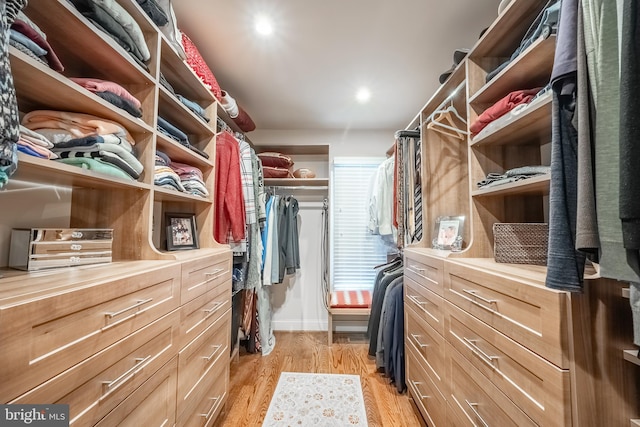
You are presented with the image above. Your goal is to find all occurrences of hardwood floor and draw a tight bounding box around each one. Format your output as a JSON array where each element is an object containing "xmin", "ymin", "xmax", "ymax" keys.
[{"xmin": 215, "ymin": 331, "xmax": 425, "ymax": 427}]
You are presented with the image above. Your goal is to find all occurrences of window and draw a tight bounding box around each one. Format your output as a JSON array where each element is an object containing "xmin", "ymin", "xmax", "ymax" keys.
[{"xmin": 331, "ymin": 158, "xmax": 390, "ymax": 291}]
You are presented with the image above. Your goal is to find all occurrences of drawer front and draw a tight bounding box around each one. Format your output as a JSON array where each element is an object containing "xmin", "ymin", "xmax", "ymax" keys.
[
  {"xmin": 177, "ymin": 309, "xmax": 230, "ymax": 418},
  {"xmin": 177, "ymin": 356, "xmax": 228, "ymax": 427},
  {"xmin": 405, "ymin": 275, "xmax": 445, "ymax": 336},
  {"xmin": 406, "ymin": 304, "xmax": 446, "ymax": 390},
  {"xmin": 404, "ymin": 251, "xmax": 444, "ymax": 297},
  {"xmin": 181, "ymin": 253, "xmax": 232, "ymax": 304},
  {"xmin": 0, "ymin": 263, "xmax": 181, "ymax": 401},
  {"xmin": 31, "ymin": 240, "xmax": 113, "ymax": 254},
  {"xmin": 444, "ymin": 261, "xmax": 568, "ymax": 368},
  {"xmin": 11, "ymin": 310, "xmax": 179, "ymax": 426},
  {"xmin": 447, "ymin": 344, "xmax": 537, "ymax": 427},
  {"xmin": 95, "ymin": 356, "xmax": 178, "ymax": 427},
  {"xmin": 447, "ymin": 302, "xmax": 571, "ymax": 426},
  {"xmin": 180, "ymin": 281, "xmax": 231, "ymax": 349},
  {"xmin": 406, "ymin": 339, "xmax": 447, "ymax": 427}
]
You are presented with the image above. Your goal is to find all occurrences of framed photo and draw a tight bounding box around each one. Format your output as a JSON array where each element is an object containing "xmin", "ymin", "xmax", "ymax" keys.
[
  {"xmin": 165, "ymin": 212, "xmax": 199, "ymax": 251},
  {"xmin": 432, "ymin": 215, "xmax": 465, "ymax": 251}
]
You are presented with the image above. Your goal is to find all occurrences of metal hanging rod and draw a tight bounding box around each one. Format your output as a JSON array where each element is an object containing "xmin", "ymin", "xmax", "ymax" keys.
[{"xmin": 268, "ymin": 186, "xmax": 328, "ymax": 190}]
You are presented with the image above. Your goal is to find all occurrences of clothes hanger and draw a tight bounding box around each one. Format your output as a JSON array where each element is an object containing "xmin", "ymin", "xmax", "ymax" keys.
[{"xmin": 426, "ymin": 102, "xmax": 468, "ymax": 139}]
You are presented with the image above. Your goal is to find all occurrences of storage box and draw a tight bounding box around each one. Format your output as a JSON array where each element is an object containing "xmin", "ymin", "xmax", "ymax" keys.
[
  {"xmin": 9, "ymin": 228, "xmax": 113, "ymax": 271},
  {"xmin": 493, "ymin": 223, "xmax": 548, "ymax": 265}
]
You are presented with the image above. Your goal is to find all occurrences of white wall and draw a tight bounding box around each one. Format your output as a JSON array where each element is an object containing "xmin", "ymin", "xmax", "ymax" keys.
[{"xmin": 253, "ymin": 128, "xmax": 394, "ymax": 331}]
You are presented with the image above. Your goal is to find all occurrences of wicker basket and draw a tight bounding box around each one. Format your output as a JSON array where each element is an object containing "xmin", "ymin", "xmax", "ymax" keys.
[{"xmin": 493, "ymin": 223, "xmax": 548, "ymax": 265}]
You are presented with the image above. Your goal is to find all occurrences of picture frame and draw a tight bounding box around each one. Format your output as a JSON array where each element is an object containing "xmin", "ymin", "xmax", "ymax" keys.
[
  {"xmin": 165, "ymin": 212, "xmax": 199, "ymax": 251},
  {"xmin": 432, "ymin": 215, "xmax": 465, "ymax": 251}
]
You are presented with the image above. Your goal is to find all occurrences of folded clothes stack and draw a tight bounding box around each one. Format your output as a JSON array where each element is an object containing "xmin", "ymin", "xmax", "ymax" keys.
[
  {"xmin": 22, "ymin": 110, "xmax": 142, "ymax": 180},
  {"xmin": 68, "ymin": 0, "xmax": 151, "ymax": 69},
  {"xmin": 135, "ymin": 0, "xmax": 168, "ymax": 26},
  {"xmin": 477, "ymin": 165, "xmax": 551, "ymax": 189},
  {"xmin": 10, "ymin": 12, "xmax": 64, "ymax": 71},
  {"xmin": 17, "ymin": 126, "xmax": 57, "ymax": 159},
  {"xmin": 157, "ymin": 116, "xmax": 209, "ymax": 159},
  {"xmin": 470, "ymin": 87, "xmax": 542, "ymax": 136},
  {"xmin": 155, "ymin": 150, "xmax": 208, "ymax": 198}
]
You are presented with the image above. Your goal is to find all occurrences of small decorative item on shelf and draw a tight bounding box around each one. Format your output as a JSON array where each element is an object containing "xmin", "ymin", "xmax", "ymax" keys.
[
  {"xmin": 432, "ymin": 216, "xmax": 465, "ymax": 251},
  {"xmin": 9, "ymin": 228, "xmax": 113, "ymax": 270},
  {"xmin": 166, "ymin": 212, "xmax": 199, "ymax": 251},
  {"xmin": 493, "ymin": 223, "xmax": 548, "ymax": 265}
]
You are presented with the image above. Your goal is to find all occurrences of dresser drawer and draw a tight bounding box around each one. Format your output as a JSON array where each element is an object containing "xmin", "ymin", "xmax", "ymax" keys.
[
  {"xmin": 444, "ymin": 261, "xmax": 569, "ymax": 368},
  {"xmin": 447, "ymin": 344, "xmax": 537, "ymax": 427},
  {"xmin": 181, "ymin": 252, "xmax": 232, "ymax": 304},
  {"xmin": 179, "ymin": 280, "xmax": 231, "ymax": 349},
  {"xmin": 12, "ymin": 310, "xmax": 180, "ymax": 426},
  {"xmin": 177, "ymin": 308, "xmax": 230, "ymax": 418},
  {"xmin": 406, "ymin": 304, "xmax": 446, "ymax": 391},
  {"xmin": 404, "ymin": 250, "xmax": 444, "ymax": 297},
  {"xmin": 405, "ymin": 275, "xmax": 445, "ymax": 336},
  {"xmin": 95, "ymin": 356, "xmax": 178, "ymax": 427},
  {"xmin": 446, "ymin": 302, "xmax": 571, "ymax": 426},
  {"xmin": 0, "ymin": 263, "xmax": 181, "ymax": 401},
  {"xmin": 406, "ymin": 339, "xmax": 447, "ymax": 427},
  {"xmin": 177, "ymin": 356, "xmax": 228, "ymax": 427}
]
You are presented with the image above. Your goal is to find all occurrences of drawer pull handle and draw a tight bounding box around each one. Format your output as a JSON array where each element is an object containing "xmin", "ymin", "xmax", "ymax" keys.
[
  {"xmin": 465, "ymin": 400, "xmax": 489, "ymax": 427},
  {"xmin": 462, "ymin": 289, "xmax": 497, "ymax": 305},
  {"xmin": 203, "ymin": 344, "xmax": 223, "ymax": 362},
  {"xmin": 409, "ymin": 265, "xmax": 426, "ymax": 273},
  {"xmin": 205, "ymin": 268, "xmax": 224, "ymax": 278},
  {"xmin": 70, "ymin": 244, "xmax": 82, "ymax": 250},
  {"xmin": 463, "ymin": 337, "xmax": 498, "ymax": 367},
  {"xmin": 411, "ymin": 334, "xmax": 429, "ymax": 349},
  {"xmin": 105, "ymin": 298, "xmax": 153, "ymax": 318},
  {"xmin": 102, "ymin": 355, "xmax": 151, "ymax": 393},
  {"xmin": 203, "ymin": 301, "xmax": 224, "ymax": 316},
  {"xmin": 407, "ymin": 294, "xmax": 428, "ymax": 307},
  {"xmin": 200, "ymin": 396, "xmax": 220, "ymax": 420},
  {"xmin": 411, "ymin": 381, "xmax": 430, "ymax": 400}
]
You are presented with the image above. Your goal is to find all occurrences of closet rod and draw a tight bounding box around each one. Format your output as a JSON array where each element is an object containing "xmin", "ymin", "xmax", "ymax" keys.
[
  {"xmin": 269, "ymin": 185, "xmax": 329, "ymax": 190},
  {"xmin": 425, "ymin": 81, "xmax": 466, "ymax": 124}
]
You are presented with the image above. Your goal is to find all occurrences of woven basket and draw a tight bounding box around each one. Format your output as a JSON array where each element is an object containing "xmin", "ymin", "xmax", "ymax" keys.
[{"xmin": 493, "ymin": 223, "xmax": 548, "ymax": 265}]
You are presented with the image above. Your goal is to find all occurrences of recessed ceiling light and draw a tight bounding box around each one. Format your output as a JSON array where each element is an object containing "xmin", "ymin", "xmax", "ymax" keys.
[
  {"xmin": 255, "ymin": 15, "xmax": 274, "ymax": 36},
  {"xmin": 356, "ymin": 87, "xmax": 371, "ymax": 103}
]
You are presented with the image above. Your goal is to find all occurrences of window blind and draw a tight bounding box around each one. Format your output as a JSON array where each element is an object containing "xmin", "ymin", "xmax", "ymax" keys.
[{"xmin": 331, "ymin": 158, "xmax": 389, "ymax": 291}]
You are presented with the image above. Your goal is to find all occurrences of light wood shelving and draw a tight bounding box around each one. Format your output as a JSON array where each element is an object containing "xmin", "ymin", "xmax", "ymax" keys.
[{"xmin": 471, "ymin": 174, "xmax": 550, "ymax": 197}]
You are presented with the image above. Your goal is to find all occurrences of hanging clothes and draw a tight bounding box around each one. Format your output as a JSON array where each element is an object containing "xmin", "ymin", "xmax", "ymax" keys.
[
  {"xmin": 367, "ymin": 259, "xmax": 403, "ymax": 356},
  {"xmin": 214, "ymin": 131, "xmax": 245, "ymax": 243}
]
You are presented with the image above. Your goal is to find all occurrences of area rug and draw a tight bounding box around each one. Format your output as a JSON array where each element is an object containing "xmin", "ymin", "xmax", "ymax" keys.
[{"xmin": 263, "ymin": 372, "xmax": 368, "ymax": 426}]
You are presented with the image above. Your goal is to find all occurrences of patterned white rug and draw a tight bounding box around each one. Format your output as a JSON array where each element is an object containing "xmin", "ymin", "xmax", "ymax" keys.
[{"xmin": 263, "ymin": 372, "xmax": 368, "ymax": 426}]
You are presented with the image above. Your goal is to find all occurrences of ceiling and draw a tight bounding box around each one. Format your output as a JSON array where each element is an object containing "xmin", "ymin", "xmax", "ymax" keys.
[{"xmin": 173, "ymin": 0, "xmax": 502, "ymax": 132}]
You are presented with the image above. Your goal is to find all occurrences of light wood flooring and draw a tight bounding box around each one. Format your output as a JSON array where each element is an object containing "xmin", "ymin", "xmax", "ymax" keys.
[{"xmin": 214, "ymin": 331, "xmax": 425, "ymax": 427}]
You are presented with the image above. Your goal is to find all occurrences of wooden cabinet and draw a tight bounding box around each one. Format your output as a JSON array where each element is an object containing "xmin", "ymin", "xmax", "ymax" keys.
[
  {"xmin": 404, "ymin": 0, "xmax": 638, "ymax": 425},
  {"xmin": 2, "ymin": 1, "xmax": 236, "ymax": 425}
]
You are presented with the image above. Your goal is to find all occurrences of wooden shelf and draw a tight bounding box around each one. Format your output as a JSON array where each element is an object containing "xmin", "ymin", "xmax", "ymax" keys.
[
  {"xmin": 155, "ymin": 134, "xmax": 214, "ymax": 169},
  {"xmin": 623, "ymin": 350, "xmax": 640, "ymax": 367},
  {"xmin": 13, "ymin": 153, "xmax": 150, "ymax": 191},
  {"xmin": 631, "ymin": 419, "xmax": 640, "ymax": 427},
  {"xmin": 25, "ymin": 0, "xmax": 153, "ymax": 84},
  {"xmin": 158, "ymin": 86, "xmax": 214, "ymax": 138},
  {"xmin": 10, "ymin": 48, "xmax": 153, "ymax": 137},
  {"xmin": 153, "ymin": 186, "xmax": 213, "ymax": 203},
  {"xmin": 159, "ymin": 37, "xmax": 215, "ymax": 104},
  {"xmin": 470, "ymin": 35, "xmax": 556, "ymax": 105},
  {"xmin": 623, "ymin": 288, "xmax": 631, "ymax": 299},
  {"xmin": 264, "ymin": 178, "xmax": 329, "ymax": 188},
  {"xmin": 470, "ymin": 94, "xmax": 552, "ymax": 147},
  {"xmin": 472, "ymin": 174, "xmax": 550, "ymax": 197},
  {"xmin": 469, "ymin": 0, "xmax": 550, "ymax": 59}
]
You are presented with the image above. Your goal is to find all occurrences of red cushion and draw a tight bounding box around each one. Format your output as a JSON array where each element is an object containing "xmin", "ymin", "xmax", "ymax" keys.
[
  {"xmin": 330, "ymin": 290, "xmax": 372, "ymax": 309},
  {"xmin": 262, "ymin": 166, "xmax": 293, "ymax": 178},
  {"xmin": 258, "ymin": 152, "xmax": 294, "ymax": 169},
  {"xmin": 181, "ymin": 32, "xmax": 222, "ymax": 101}
]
